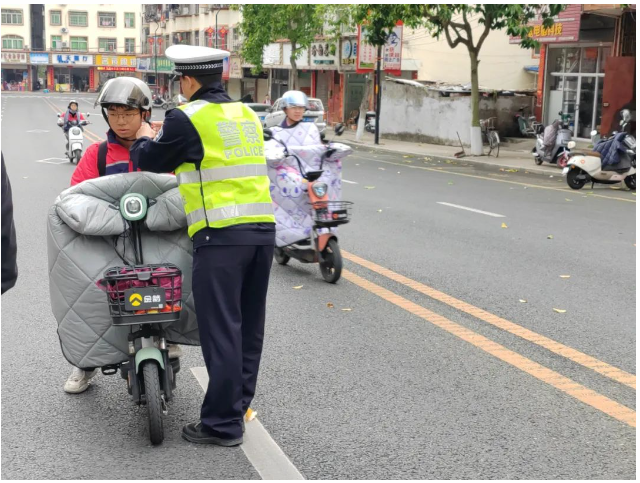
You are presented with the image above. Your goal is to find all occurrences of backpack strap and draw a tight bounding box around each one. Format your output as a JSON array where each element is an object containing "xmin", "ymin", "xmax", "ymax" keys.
[{"xmin": 97, "ymin": 141, "xmax": 108, "ymax": 177}]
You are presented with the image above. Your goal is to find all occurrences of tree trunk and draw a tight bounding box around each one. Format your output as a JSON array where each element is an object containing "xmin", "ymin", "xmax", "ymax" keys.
[
  {"xmin": 289, "ymin": 44, "xmax": 298, "ymax": 91},
  {"xmin": 469, "ymin": 49, "xmax": 483, "ymax": 155},
  {"xmin": 355, "ymin": 74, "xmax": 373, "ymax": 142}
]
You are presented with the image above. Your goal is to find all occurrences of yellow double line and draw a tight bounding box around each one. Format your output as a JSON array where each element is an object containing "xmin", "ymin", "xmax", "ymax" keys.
[
  {"xmin": 341, "ymin": 251, "xmax": 636, "ymax": 428},
  {"xmin": 41, "ymin": 96, "xmax": 104, "ymax": 144}
]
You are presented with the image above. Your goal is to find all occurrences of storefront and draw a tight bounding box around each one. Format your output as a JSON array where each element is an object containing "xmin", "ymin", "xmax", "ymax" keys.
[
  {"xmin": 29, "ymin": 53, "xmax": 49, "ymax": 90},
  {"xmin": 1, "ymin": 52, "xmax": 29, "ymax": 91},
  {"xmin": 137, "ymin": 56, "xmax": 175, "ymax": 96},
  {"xmin": 52, "ymin": 54, "xmax": 94, "ymax": 92},
  {"xmin": 95, "ymin": 55, "xmax": 138, "ymax": 91}
]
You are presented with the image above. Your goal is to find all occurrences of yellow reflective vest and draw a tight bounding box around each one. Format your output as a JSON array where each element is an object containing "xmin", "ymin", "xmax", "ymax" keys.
[{"xmin": 175, "ymin": 100, "xmax": 275, "ymax": 237}]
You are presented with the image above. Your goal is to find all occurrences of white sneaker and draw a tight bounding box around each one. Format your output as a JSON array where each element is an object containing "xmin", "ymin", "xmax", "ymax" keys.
[
  {"xmin": 63, "ymin": 367, "xmax": 98, "ymax": 394},
  {"xmin": 168, "ymin": 344, "xmax": 183, "ymax": 359}
]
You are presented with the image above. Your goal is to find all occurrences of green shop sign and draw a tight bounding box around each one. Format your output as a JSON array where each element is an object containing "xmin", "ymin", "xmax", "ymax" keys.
[{"xmin": 137, "ymin": 57, "xmax": 175, "ymax": 72}]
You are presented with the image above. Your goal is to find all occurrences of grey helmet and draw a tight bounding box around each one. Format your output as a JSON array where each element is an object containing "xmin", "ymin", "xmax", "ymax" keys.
[
  {"xmin": 95, "ymin": 77, "xmax": 152, "ymax": 122},
  {"xmin": 281, "ymin": 90, "xmax": 308, "ymax": 110}
]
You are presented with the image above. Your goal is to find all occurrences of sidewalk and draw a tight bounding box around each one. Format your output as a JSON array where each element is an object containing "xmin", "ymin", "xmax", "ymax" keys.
[{"xmin": 338, "ymin": 129, "xmax": 589, "ymax": 176}]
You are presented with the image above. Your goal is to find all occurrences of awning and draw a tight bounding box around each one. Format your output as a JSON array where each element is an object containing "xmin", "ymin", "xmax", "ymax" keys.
[{"xmin": 524, "ymin": 65, "xmax": 539, "ymax": 73}]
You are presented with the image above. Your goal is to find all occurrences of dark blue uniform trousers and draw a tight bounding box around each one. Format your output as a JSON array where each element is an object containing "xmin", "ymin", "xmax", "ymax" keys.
[{"xmin": 192, "ymin": 244, "xmax": 274, "ymax": 440}]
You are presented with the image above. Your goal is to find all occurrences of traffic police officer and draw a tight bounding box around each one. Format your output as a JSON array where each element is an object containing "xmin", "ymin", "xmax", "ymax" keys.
[{"xmin": 130, "ymin": 45, "xmax": 275, "ymax": 447}]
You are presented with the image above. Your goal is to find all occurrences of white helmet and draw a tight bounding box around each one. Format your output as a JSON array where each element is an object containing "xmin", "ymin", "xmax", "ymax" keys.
[{"xmin": 281, "ymin": 90, "xmax": 308, "ymax": 110}]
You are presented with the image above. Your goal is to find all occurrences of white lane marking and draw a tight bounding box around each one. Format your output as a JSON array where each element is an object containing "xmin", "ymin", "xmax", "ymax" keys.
[
  {"xmin": 191, "ymin": 367, "xmax": 305, "ymax": 480},
  {"xmin": 342, "ymin": 179, "xmax": 358, "ymax": 184},
  {"xmin": 437, "ymin": 202, "xmax": 506, "ymax": 218},
  {"xmin": 27, "ymin": 129, "xmax": 50, "ymax": 133},
  {"xmin": 35, "ymin": 157, "xmax": 68, "ymax": 164}
]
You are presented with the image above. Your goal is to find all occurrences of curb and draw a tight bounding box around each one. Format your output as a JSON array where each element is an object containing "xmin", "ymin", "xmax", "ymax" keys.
[{"xmin": 341, "ymin": 139, "xmax": 561, "ymax": 177}]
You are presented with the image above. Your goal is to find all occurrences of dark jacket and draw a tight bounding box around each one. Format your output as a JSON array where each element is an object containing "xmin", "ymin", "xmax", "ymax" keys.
[
  {"xmin": 1, "ymin": 154, "xmax": 18, "ymax": 294},
  {"xmin": 595, "ymin": 132, "xmax": 628, "ymax": 167},
  {"xmin": 130, "ymin": 82, "xmax": 275, "ymax": 246}
]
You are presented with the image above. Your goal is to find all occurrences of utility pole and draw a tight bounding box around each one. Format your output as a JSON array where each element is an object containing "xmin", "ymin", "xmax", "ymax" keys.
[{"xmin": 374, "ymin": 44, "xmax": 382, "ymax": 145}]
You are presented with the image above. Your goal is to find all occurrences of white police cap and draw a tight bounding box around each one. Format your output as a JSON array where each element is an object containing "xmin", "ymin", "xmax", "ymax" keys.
[{"xmin": 165, "ymin": 45, "xmax": 229, "ymax": 76}]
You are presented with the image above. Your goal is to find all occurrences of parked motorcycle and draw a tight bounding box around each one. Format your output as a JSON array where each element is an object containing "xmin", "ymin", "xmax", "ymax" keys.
[
  {"xmin": 365, "ymin": 111, "xmax": 376, "ymax": 133},
  {"xmin": 57, "ymin": 113, "xmax": 90, "ymax": 164},
  {"xmin": 532, "ymin": 111, "xmax": 573, "ymax": 166},
  {"xmin": 515, "ymin": 106, "xmax": 543, "ymax": 137},
  {"xmin": 268, "ymin": 124, "xmax": 353, "ymax": 283},
  {"xmin": 563, "ymin": 134, "xmax": 636, "ymax": 190}
]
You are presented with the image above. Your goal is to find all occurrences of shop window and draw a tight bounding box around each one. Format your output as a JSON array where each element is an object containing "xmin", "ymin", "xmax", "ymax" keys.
[
  {"xmin": 195, "ymin": 31, "xmax": 200, "ymax": 47},
  {"xmin": 2, "ymin": 35, "xmax": 23, "ymax": 50},
  {"xmin": 99, "ymin": 38, "xmax": 117, "ymax": 53},
  {"xmin": 563, "ymin": 48, "xmax": 580, "ymax": 74},
  {"xmin": 50, "ymin": 10, "xmax": 61, "ymax": 26},
  {"xmin": 124, "ymin": 12, "xmax": 135, "ymax": 28},
  {"xmin": 69, "ymin": 11, "xmax": 88, "ymax": 27},
  {"xmin": 98, "ymin": 12, "xmax": 116, "ymax": 28},
  {"xmin": 580, "ymin": 47, "xmax": 598, "ymax": 73},
  {"xmin": 1, "ymin": 9, "xmax": 23, "ymax": 25},
  {"xmin": 125, "ymin": 38, "xmax": 135, "ymax": 54},
  {"xmin": 70, "ymin": 36, "xmax": 88, "ymax": 51},
  {"xmin": 51, "ymin": 35, "xmax": 62, "ymax": 50}
]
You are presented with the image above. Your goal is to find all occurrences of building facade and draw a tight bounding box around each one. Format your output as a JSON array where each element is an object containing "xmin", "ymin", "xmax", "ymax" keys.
[
  {"xmin": 532, "ymin": 4, "xmax": 635, "ymax": 138},
  {"xmin": 1, "ymin": 4, "xmax": 143, "ymax": 92}
]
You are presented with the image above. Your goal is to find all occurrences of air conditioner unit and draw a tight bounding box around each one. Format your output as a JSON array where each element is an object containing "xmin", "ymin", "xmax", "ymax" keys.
[
  {"xmin": 61, "ymin": 41, "xmax": 68, "ymax": 48},
  {"xmin": 61, "ymin": 27, "xmax": 69, "ymax": 33},
  {"xmin": 160, "ymin": 21, "xmax": 166, "ymax": 28}
]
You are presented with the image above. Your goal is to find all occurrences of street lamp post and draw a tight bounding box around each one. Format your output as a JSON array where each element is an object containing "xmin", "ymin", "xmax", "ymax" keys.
[{"xmin": 374, "ymin": 44, "xmax": 382, "ymax": 145}]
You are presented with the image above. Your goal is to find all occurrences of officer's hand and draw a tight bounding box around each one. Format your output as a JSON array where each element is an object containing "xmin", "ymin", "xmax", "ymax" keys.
[
  {"xmin": 150, "ymin": 121, "xmax": 163, "ymax": 134},
  {"xmin": 136, "ymin": 123, "xmax": 156, "ymax": 139}
]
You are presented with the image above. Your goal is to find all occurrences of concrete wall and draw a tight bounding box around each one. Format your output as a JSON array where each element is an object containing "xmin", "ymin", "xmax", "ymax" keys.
[
  {"xmin": 403, "ymin": 22, "xmax": 538, "ymax": 91},
  {"xmin": 380, "ymin": 80, "xmax": 535, "ymax": 146}
]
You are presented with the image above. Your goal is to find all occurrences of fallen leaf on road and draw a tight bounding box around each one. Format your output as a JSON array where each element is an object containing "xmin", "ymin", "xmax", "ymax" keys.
[
  {"xmin": 403, "ymin": 155, "xmax": 413, "ymax": 159},
  {"xmin": 448, "ymin": 182, "xmax": 454, "ymax": 185},
  {"xmin": 610, "ymin": 186, "xmax": 621, "ymax": 190},
  {"xmin": 364, "ymin": 186, "xmax": 376, "ymax": 189},
  {"xmin": 553, "ymin": 308, "xmax": 567, "ymax": 313},
  {"xmin": 293, "ymin": 285, "xmax": 304, "ymax": 289},
  {"xmin": 378, "ymin": 167, "xmax": 385, "ymax": 170},
  {"xmin": 327, "ymin": 303, "xmax": 334, "ymax": 308},
  {"xmin": 499, "ymin": 168, "xmax": 505, "ymax": 171},
  {"xmin": 245, "ymin": 408, "xmax": 257, "ymax": 422},
  {"xmin": 424, "ymin": 157, "xmax": 432, "ymax": 162},
  {"xmin": 377, "ymin": 209, "xmax": 383, "ymax": 212},
  {"xmin": 22, "ymin": 176, "xmax": 28, "ymax": 179},
  {"xmin": 560, "ymin": 275, "xmax": 570, "ymax": 279},
  {"xmin": 525, "ymin": 171, "xmax": 530, "ymax": 174},
  {"xmin": 547, "ymin": 235, "xmax": 553, "ymax": 239},
  {"xmin": 519, "ymin": 299, "xmax": 527, "ymax": 303},
  {"xmin": 436, "ymin": 167, "xmax": 443, "ymax": 170},
  {"xmin": 397, "ymin": 171, "xmax": 401, "ymax": 174},
  {"xmin": 355, "ymin": 163, "xmax": 360, "ymax": 166},
  {"xmin": 501, "ymin": 223, "xmax": 508, "ymax": 229},
  {"xmin": 341, "ymin": 308, "xmax": 352, "ymax": 312},
  {"xmin": 506, "ymin": 169, "xmax": 518, "ymax": 173},
  {"xmin": 565, "ymin": 198, "xmax": 572, "ymax": 202},
  {"xmin": 549, "ymin": 175, "xmax": 554, "ymax": 178}
]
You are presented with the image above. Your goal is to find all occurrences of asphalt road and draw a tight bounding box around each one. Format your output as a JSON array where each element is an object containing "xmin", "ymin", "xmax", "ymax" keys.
[{"xmin": 1, "ymin": 92, "xmax": 635, "ymax": 480}]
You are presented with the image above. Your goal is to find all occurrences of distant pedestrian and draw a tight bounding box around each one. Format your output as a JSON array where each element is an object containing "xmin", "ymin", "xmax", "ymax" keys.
[{"xmin": 263, "ymin": 94, "xmax": 271, "ymax": 105}]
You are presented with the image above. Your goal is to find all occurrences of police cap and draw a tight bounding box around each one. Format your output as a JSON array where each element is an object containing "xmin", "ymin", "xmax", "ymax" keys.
[{"xmin": 165, "ymin": 45, "xmax": 229, "ymax": 77}]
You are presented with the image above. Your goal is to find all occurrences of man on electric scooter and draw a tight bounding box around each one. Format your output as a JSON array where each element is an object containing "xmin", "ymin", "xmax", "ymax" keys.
[
  {"xmin": 280, "ymin": 90, "xmax": 313, "ymax": 130},
  {"xmin": 62, "ymin": 100, "xmax": 86, "ymax": 157},
  {"xmin": 64, "ymin": 77, "xmax": 183, "ymax": 393}
]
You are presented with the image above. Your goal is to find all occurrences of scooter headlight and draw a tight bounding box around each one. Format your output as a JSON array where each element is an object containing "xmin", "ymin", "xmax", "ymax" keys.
[
  {"xmin": 312, "ymin": 183, "xmax": 328, "ymax": 198},
  {"xmin": 71, "ymin": 127, "xmax": 81, "ymax": 136},
  {"xmin": 120, "ymin": 193, "xmax": 148, "ymax": 221}
]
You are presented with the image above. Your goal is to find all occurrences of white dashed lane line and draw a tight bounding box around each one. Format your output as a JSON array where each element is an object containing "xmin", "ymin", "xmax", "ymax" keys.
[{"xmin": 436, "ymin": 201, "xmax": 506, "ymax": 218}]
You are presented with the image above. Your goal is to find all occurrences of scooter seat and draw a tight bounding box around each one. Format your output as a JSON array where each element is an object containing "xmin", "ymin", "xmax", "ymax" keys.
[{"xmin": 574, "ymin": 150, "xmax": 601, "ymax": 158}]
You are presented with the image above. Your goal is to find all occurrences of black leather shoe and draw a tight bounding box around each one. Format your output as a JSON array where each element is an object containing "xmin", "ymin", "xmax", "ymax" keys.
[{"xmin": 181, "ymin": 422, "xmax": 243, "ymax": 446}]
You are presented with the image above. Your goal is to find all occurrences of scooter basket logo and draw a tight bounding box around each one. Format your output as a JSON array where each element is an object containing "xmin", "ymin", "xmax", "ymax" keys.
[{"xmin": 124, "ymin": 287, "xmax": 166, "ymax": 311}]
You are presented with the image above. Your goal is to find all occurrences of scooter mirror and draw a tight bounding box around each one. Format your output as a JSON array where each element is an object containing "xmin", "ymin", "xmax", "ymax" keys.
[
  {"xmin": 86, "ymin": 113, "xmax": 90, "ymax": 118},
  {"xmin": 334, "ymin": 123, "xmax": 346, "ymax": 136},
  {"xmin": 57, "ymin": 113, "xmax": 61, "ymax": 117},
  {"xmin": 567, "ymin": 141, "xmax": 576, "ymax": 149},
  {"xmin": 590, "ymin": 130, "xmax": 598, "ymax": 137},
  {"xmin": 263, "ymin": 128, "xmax": 273, "ymax": 141}
]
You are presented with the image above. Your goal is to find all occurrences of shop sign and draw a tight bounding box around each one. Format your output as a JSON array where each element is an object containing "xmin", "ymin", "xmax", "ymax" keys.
[
  {"xmin": 95, "ymin": 55, "xmax": 137, "ymax": 69},
  {"xmin": 356, "ymin": 25, "xmax": 377, "ymax": 72},
  {"xmin": 509, "ymin": 4, "xmax": 581, "ymax": 44},
  {"xmin": 30, "ymin": 53, "xmax": 49, "ymax": 65},
  {"xmin": 97, "ymin": 66, "xmax": 136, "ymax": 72},
  {"xmin": 310, "ymin": 42, "xmax": 336, "ymax": 66},
  {"xmin": 222, "ymin": 57, "xmax": 230, "ymax": 81},
  {"xmin": 229, "ymin": 56, "xmax": 243, "ymax": 79},
  {"xmin": 341, "ymin": 38, "xmax": 358, "ymax": 66},
  {"xmin": 1, "ymin": 52, "xmax": 28, "ymax": 64},
  {"xmin": 137, "ymin": 57, "xmax": 174, "ymax": 72},
  {"xmin": 383, "ymin": 22, "xmax": 403, "ymax": 74},
  {"xmin": 263, "ymin": 43, "xmax": 280, "ymax": 65},
  {"xmin": 53, "ymin": 54, "xmax": 93, "ymax": 65}
]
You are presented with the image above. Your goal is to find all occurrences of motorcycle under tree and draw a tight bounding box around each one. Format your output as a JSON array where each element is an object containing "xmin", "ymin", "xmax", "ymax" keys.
[{"xmin": 269, "ymin": 124, "xmax": 353, "ymax": 283}]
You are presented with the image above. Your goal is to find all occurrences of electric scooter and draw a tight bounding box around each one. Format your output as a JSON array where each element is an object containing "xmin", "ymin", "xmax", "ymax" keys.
[
  {"xmin": 532, "ymin": 111, "xmax": 573, "ymax": 166},
  {"xmin": 268, "ymin": 124, "xmax": 353, "ymax": 283},
  {"xmin": 99, "ymin": 192, "xmax": 183, "ymax": 445},
  {"xmin": 57, "ymin": 113, "xmax": 90, "ymax": 164}
]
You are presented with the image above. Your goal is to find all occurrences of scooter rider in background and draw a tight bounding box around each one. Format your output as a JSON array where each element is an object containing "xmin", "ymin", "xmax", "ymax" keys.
[
  {"xmin": 62, "ymin": 100, "xmax": 86, "ymax": 156},
  {"xmin": 280, "ymin": 90, "xmax": 312, "ymax": 130},
  {"xmin": 64, "ymin": 76, "xmax": 183, "ymax": 393}
]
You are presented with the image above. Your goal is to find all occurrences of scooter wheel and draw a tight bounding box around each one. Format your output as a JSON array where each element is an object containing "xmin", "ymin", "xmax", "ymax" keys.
[
  {"xmin": 534, "ymin": 156, "xmax": 543, "ymax": 166},
  {"xmin": 319, "ymin": 239, "xmax": 342, "ymax": 284},
  {"xmin": 73, "ymin": 149, "xmax": 82, "ymax": 165},
  {"xmin": 142, "ymin": 361, "xmax": 164, "ymax": 445},
  {"xmin": 274, "ymin": 247, "xmax": 290, "ymax": 265},
  {"xmin": 566, "ymin": 168, "xmax": 586, "ymax": 190},
  {"xmin": 624, "ymin": 174, "xmax": 635, "ymax": 190}
]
